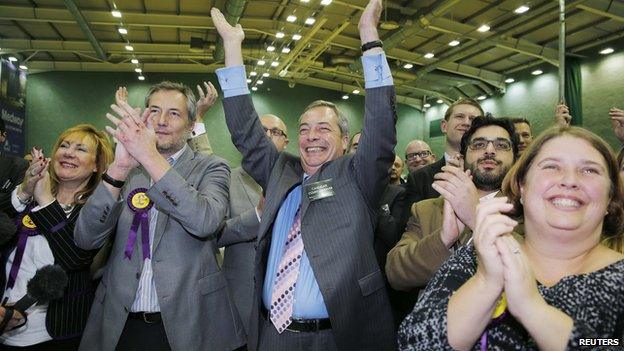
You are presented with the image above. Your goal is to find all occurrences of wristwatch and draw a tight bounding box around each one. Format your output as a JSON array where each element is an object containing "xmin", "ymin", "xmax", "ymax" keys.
[
  {"xmin": 103, "ymin": 173, "xmax": 125, "ymax": 188},
  {"xmin": 361, "ymin": 40, "xmax": 383, "ymax": 52}
]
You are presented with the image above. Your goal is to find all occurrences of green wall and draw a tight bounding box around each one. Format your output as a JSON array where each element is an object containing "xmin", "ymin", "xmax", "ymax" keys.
[
  {"xmin": 25, "ymin": 72, "xmax": 425, "ymax": 167},
  {"xmin": 424, "ymin": 51, "xmax": 624, "ymax": 157}
]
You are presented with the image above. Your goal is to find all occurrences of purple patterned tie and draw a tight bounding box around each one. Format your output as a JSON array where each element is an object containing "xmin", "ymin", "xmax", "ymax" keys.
[{"xmin": 270, "ymin": 207, "xmax": 304, "ymax": 333}]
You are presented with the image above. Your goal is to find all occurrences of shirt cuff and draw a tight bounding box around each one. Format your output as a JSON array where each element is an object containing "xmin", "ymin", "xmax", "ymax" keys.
[
  {"xmin": 31, "ymin": 199, "xmax": 54, "ymax": 212},
  {"xmin": 192, "ymin": 122, "xmax": 206, "ymax": 138},
  {"xmin": 255, "ymin": 206, "xmax": 262, "ymax": 222},
  {"xmin": 11, "ymin": 188, "xmax": 27, "ymax": 213},
  {"xmin": 362, "ymin": 52, "xmax": 393, "ymax": 88},
  {"xmin": 215, "ymin": 65, "xmax": 250, "ymax": 98}
]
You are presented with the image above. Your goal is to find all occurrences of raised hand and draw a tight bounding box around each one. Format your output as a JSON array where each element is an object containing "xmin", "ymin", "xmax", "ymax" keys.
[
  {"xmin": 32, "ymin": 161, "xmax": 54, "ymax": 206},
  {"xmin": 115, "ymin": 86, "xmax": 128, "ymax": 106},
  {"xmin": 609, "ymin": 107, "xmax": 624, "ymax": 144},
  {"xmin": 105, "ymin": 101, "xmax": 152, "ymax": 170},
  {"xmin": 432, "ymin": 163, "xmax": 479, "ymax": 230},
  {"xmin": 554, "ymin": 103, "xmax": 571, "ymax": 127},
  {"xmin": 472, "ymin": 197, "xmax": 518, "ymax": 291},
  {"xmin": 358, "ymin": 0, "xmax": 382, "ymax": 45},
  {"xmin": 19, "ymin": 147, "xmax": 49, "ymax": 200},
  {"xmin": 210, "ymin": 7, "xmax": 244, "ymax": 66},
  {"xmin": 195, "ymin": 82, "xmax": 219, "ymax": 122}
]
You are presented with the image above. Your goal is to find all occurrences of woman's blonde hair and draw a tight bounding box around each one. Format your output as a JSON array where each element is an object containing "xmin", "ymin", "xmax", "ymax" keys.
[
  {"xmin": 49, "ymin": 124, "xmax": 113, "ymax": 204},
  {"xmin": 501, "ymin": 125, "xmax": 624, "ymax": 238}
]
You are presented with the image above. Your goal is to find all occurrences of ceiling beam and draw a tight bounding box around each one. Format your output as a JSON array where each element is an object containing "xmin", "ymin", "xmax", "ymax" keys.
[
  {"xmin": 62, "ymin": 0, "xmax": 107, "ymax": 60},
  {"xmin": 574, "ymin": 1, "xmax": 624, "ymax": 23}
]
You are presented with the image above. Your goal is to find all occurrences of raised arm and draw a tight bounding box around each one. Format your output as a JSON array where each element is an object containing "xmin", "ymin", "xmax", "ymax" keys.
[
  {"xmin": 211, "ymin": 7, "xmax": 279, "ymax": 189},
  {"xmin": 352, "ymin": 0, "xmax": 397, "ymax": 208}
]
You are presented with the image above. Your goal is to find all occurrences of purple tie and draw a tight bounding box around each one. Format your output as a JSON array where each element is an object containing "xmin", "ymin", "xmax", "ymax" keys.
[{"xmin": 270, "ymin": 207, "xmax": 304, "ymax": 333}]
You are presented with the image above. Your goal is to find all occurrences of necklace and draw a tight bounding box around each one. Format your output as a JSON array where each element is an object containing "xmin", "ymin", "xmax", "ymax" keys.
[{"xmin": 59, "ymin": 202, "xmax": 74, "ymax": 214}]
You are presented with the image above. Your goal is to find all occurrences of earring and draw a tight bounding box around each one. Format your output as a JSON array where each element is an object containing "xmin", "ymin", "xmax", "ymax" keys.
[{"xmin": 519, "ymin": 197, "xmax": 524, "ymax": 205}]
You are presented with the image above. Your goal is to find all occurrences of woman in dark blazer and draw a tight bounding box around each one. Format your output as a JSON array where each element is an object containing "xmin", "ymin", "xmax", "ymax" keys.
[{"xmin": 0, "ymin": 124, "xmax": 113, "ymax": 350}]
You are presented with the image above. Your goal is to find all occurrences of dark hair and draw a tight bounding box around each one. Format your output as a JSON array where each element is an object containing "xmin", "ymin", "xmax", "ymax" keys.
[
  {"xmin": 502, "ymin": 126, "xmax": 624, "ymax": 237},
  {"xmin": 459, "ymin": 116, "xmax": 519, "ymax": 159},
  {"xmin": 0, "ymin": 118, "xmax": 5, "ymax": 134},
  {"xmin": 145, "ymin": 81, "xmax": 196, "ymax": 123},
  {"xmin": 618, "ymin": 146, "xmax": 624, "ymax": 170},
  {"xmin": 510, "ymin": 117, "xmax": 531, "ymax": 127},
  {"xmin": 444, "ymin": 98, "xmax": 484, "ymax": 121}
]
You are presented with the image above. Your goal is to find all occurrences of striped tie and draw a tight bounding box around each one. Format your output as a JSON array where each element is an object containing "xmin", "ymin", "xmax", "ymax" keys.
[{"xmin": 269, "ymin": 207, "xmax": 303, "ymax": 333}]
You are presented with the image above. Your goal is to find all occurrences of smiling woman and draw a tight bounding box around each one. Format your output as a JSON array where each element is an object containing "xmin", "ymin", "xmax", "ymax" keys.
[
  {"xmin": 1, "ymin": 124, "xmax": 113, "ymax": 350},
  {"xmin": 398, "ymin": 125, "xmax": 624, "ymax": 350}
]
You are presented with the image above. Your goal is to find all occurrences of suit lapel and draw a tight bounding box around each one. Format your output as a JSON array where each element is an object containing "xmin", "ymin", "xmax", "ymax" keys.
[
  {"xmin": 153, "ymin": 147, "xmax": 195, "ymax": 252},
  {"xmin": 238, "ymin": 169, "xmax": 262, "ymax": 206},
  {"xmin": 259, "ymin": 160, "xmax": 302, "ymax": 241}
]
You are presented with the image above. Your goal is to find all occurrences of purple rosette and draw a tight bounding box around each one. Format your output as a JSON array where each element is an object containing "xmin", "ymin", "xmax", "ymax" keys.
[
  {"xmin": 124, "ymin": 188, "xmax": 154, "ymax": 261},
  {"xmin": 7, "ymin": 208, "xmax": 40, "ymax": 290}
]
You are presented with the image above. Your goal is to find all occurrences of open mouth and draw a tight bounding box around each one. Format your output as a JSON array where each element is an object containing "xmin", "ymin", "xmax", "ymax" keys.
[
  {"xmin": 548, "ymin": 196, "xmax": 583, "ymax": 210},
  {"xmin": 60, "ymin": 161, "xmax": 78, "ymax": 169},
  {"xmin": 305, "ymin": 146, "xmax": 326, "ymax": 153}
]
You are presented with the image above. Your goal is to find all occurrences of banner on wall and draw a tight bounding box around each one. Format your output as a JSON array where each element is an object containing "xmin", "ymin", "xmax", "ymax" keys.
[{"xmin": 0, "ymin": 58, "xmax": 27, "ymax": 157}]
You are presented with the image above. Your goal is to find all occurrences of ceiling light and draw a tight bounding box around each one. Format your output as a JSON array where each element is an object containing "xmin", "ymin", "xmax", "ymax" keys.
[
  {"xmin": 271, "ymin": 61, "xmax": 279, "ymax": 67},
  {"xmin": 262, "ymin": 72, "xmax": 270, "ymax": 77},
  {"xmin": 251, "ymin": 86, "xmax": 258, "ymax": 91},
  {"xmin": 257, "ymin": 80, "xmax": 264, "ymax": 85},
  {"xmin": 246, "ymin": 78, "xmax": 252, "ymax": 83},
  {"xmin": 250, "ymin": 71, "xmax": 257, "ymax": 76},
  {"xmin": 403, "ymin": 63, "xmax": 413, "ymax": 69},
  {"xmin": 8, "ymin": 56, "xmax": 17, "ymax": 62},
  {"xmin": 436, "ymin": 99, "xmax": 443, "ymax": 104},
  {"xmin": 118, "ymin": 28, "xmax": 128, "ymax": 35},
  {"xmin": 477, "ymin": 24, "xmax": 490, "ymax": 32},
  {"xmin": 292, "ymin": 34, "xmax": 302, "ymax": 41},
  {"xmin": 449, "ymin": 40, "xmax": 460, "ymax": 47},
  {"xmin": 514, "ymin": 5, "xmax": 530, "ymax": 14},
  {"xmin": 19, "ymin": 65, "xmax": 27, "ymax": 70},
  {"xmin": 600, "ymin": 48, "xmax": 615, "ymax": 55},
  {"xmin": 423, "ymin": 103, "xmax": 431, "ymax": 108},
  {"xmin": 477, "ymin": 95, "xmax": 486, "ymax": 100},
  {"xmin": 305, "ymin": 18, "xmax": 316, "ymax": 25},
  {"xmin": 257, "ymin": 60, "xmax": 266, "ymax": 66},
  {"xmin": 134, "ymin": 68, "xmax": 142, "ymax": 73},
  {"xmin": 267, "ymin": 45, "xmax": 275, "ymax": 52},
  {"xmin": 111, "ymin": 10, "xmax": 122, "ymax": 18},
  {"xmin": 125, "ymin": 45, "xmax": 134, "ymax": 51},
  {"xmin": 424, "ymin": 52, "xmax": 435, "ymax": 59},
  {"xmin": 353, "ymin": 89, "xmax": 360, "ymax": 94},
  {"xmin": 282, "ymin": 47, "xmax": 291, "ymax": 53},
  {"xmin": 300, "ymin": 0, "xmax": 310, "ymax": 2},
  {"xmin": 131, "ymin": 58, "xmax": 139, "ymax": 64},
  {"xmin": 138, "ymin": 76, "xmax": 145, "ymax": 81},
  {"xmin": 505, "ymin": 78, "xmax": 515, "ymax": 83},
  {"xmin": 276, "ymin": 32, "xmax": 285, "ymax": 38},
  {"xmin": 321, "ymin": 0, "xmax": 333, "ymax": 5},
  {"xmin": 531, "ymin": 69, "xmax": 543, "ymax": 75},
  {"xmin": 287, "ymin": 15, "xmax": 297, "ymax": 23},
  {"xmin": 342, "ymin": 95, "xmax": 349, "ymax": 100}
]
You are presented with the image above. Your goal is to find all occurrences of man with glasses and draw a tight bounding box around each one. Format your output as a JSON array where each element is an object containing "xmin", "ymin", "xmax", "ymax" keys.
[
  {"xmin": 386, "ymin": 116, "xmax": 519, "ymax": 292},
  {"xmin": 404, "ymin": 140, "xmax": 435, "ymax": 174},
  {"xmin": 222, "ymin": 113, "xmax": 288, "ymax": 334}
]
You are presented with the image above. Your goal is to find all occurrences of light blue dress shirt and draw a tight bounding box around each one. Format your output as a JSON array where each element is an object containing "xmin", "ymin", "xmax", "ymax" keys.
[{"xmin": 216, "ymin": 52, "xmax": 393, "ymax": 318}]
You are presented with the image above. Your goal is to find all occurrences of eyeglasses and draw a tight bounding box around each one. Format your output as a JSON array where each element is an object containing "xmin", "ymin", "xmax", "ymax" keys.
[
  {"xmin": 405, "ymin": 150, "xmax": 432, "ymax": 161},
  {"xmin": 467, "ymin": 137, "xmax": 512, "ymax": 151},
  {"xmin": 263, "ymin": 127, "xmax": 286, "ymax": 138}
]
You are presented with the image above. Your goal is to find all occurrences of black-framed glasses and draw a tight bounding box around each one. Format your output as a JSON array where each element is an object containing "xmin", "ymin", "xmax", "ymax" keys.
[
  {"xmin": 468, "ymin": 137, "xmax": 512, "ymax": 151},
  {"xmin": 263, "ymin": 127, "xmax": 286, "ymax": 138},
  {"xmin": 405, "ymin": 150, "xmax": 432, "ymax": 161}
]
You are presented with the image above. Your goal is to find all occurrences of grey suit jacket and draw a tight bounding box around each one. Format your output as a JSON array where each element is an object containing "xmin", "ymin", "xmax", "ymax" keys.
[
  {"xmin": 222, "ymin": 167, "xmax": 262, "ymax": 333},
  {"xmin": 74, "ymin": 147, "xmax": 246, "ymax": 351},
  {"xmin": 223, "ymin": 85, "xmax": 398, "ymax": 351}
]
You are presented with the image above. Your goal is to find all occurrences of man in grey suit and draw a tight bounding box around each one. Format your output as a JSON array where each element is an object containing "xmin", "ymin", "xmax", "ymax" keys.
[
  {"xmin": 222, "ymin": 113, "xmax": 288, "ymax": 333},
  {"xmin": 212, "ymin": 0, "xmax": 396, "ymax": 349},
  {"xmin": 74, "ymin": 81, "xmax": 246, "ymax": 351}
]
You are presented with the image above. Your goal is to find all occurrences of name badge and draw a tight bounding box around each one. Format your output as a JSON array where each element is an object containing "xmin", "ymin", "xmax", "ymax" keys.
[{"xmin": 304, "ymin": 179, "xmax": 335, "ymax": 202}]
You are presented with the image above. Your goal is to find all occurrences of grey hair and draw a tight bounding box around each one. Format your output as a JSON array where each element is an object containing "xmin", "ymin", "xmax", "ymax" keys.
[
  {"xmin": 144, "ymin": 81, "xmax": 197, "ymax": 123},
  {"xmin": 300, "ymin": 100, "xmax": 349, "ymax": 136}
]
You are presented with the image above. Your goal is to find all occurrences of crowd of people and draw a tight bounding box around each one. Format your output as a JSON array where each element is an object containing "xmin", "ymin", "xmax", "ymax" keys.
[{"xmin": 1, "ymin": 0, "xmax": 624, "ymax": 350}]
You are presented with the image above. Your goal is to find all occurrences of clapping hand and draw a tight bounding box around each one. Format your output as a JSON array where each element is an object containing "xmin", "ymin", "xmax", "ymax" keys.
[
  {"xmin": 105, "ymin": 100, "xmax": 154, "ymax": 168},
  {"xmin": 432, "ymin": 157, "xmax": 479, "ymax": 230},
  {"xmin": 609, "ymin": 107, "xmax": 624, "ymax": 144},
  {"xmin": 554, "ymin": 103, "xmax": 571, "ymax": 127},
  {"xmin": 19, "ymin": 148, "xmax": 49, "ymax": 201}
]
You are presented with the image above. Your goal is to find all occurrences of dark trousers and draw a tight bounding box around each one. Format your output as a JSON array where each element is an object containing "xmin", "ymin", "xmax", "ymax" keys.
[
  {"xmin": 115, "ymin": 314, "xmax": 171, "ymax": 351},
  {"xmin": 257, "ymin": 316, "xmax": 337, "ymax": 351},
  {"xmin": 2, "ymin": 337, "xmax": 80, "ymax": 351}
]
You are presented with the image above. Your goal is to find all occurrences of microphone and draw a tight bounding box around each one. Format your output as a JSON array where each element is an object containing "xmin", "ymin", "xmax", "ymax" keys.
[
  {"xmin": 11, "ymin": 265, "xmax": 68, "ymax": 313},
  {"xmin": 0, "ymin": 265, "xmax": 68, "ymax": 334},
  {"xmin": 0, "ymin": 212, "xmax": 17, "ymax": 245}
]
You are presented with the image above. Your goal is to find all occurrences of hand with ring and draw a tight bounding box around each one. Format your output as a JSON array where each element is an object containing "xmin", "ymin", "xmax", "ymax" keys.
[{"xmin": 19, "ymin": 147, "xmax": 49, "ymax": 200}]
